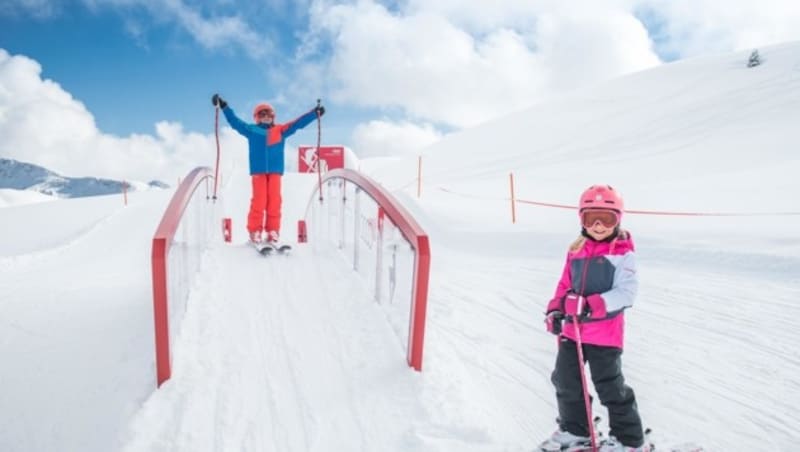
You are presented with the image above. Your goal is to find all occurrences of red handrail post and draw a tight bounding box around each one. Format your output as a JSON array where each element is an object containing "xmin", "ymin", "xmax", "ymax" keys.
[
  {"xmin": 408, "ymin": 234, "xmax": 430, "ymax": 371},
  {"xmin": 151, "ymin": 237, "xmax": 171, "ymax": 386}
]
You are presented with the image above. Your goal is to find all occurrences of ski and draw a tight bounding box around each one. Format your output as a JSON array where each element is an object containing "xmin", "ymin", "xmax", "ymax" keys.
[
  {"xmin": 536, "ymin": 444, "xmax": 593, "ymax": 452},
  {"xmin": 250, "ymin": 241, "xmax": 269, "ymax": 255},
  {"xmin": 646, "ymin": 428, "xmax": 704, "ymax": 452},
  {"xmin": 659, "ymin": 444, "xmax": 705, "ymax": 452},
  {"xmin": 536, "ymin": 441, "xmax": 703, "ymax": 452},
  {"xmin": 252, "ymin": 241, "xmax": 291, "ymax": 256},
  {"xmin": 536, "ymin": 425, "xmax": 704, "ymax": 452}
]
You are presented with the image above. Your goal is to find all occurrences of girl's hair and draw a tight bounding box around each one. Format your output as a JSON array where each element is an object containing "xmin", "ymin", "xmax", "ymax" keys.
[
  {"xmin": 569, "ymin": 235, "xmax": 587, "ymax": 253},
  {"xmin": 569, "ymin": 229, "xmax": 629, "ymax": 253}
]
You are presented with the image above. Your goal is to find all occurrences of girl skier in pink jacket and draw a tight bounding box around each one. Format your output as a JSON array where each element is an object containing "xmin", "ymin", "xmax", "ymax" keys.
[{"xmin": 539, "ymin": 185, "xmax": 648, "ymax": 452}]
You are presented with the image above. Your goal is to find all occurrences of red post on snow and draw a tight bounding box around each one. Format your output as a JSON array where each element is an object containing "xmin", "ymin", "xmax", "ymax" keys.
[
  {"xmin": 123, "ymin": 180, "xmax": 128, "ymax": 206},
  {"xmin": 222, "ymin": 218, "xmax": 232, "ymax": 243},
  {"xmin": 297, "ymin": 220, "xmax": 308, "ymax": 243},
  {"xmin": 509, "ymin": 172, "xmax": 516, "ymax": 224}
]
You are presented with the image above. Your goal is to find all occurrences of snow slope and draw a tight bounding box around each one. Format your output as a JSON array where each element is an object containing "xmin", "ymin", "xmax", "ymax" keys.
[{"xmin": 1, "ymin": 43, "xmax": 799, "ymax": 452}]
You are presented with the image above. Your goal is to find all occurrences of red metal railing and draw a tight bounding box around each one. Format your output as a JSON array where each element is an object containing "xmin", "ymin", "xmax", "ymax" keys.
[
  {"xmin": 305, "ymin": 169, "xmax": 431, "ymax": 371},
  {"xmin": 151, "ymin": 166, "xmax": 214, "ymax": 387}
]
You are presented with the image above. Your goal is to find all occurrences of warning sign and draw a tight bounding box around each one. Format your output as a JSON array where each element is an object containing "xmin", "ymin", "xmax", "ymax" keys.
[{"xmin": 298, "ymin": 146, "xmax": 345, "ymax": 173}]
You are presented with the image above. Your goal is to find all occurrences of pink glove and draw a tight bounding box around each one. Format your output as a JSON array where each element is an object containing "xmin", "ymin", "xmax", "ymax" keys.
[
  {"xmin": 584, "ymin": 294, "xmax": 607, "ymax": 319},
  {"xmin": 563, "ymin": 293, "xmax": 608, "ymax": 320},
  {"xmin": 545, "ymin": 298, "xmax": 564, "ymax": 335},
  {"xmin": 546, "ymin": 297, "xmax": 561, "ymax": 315},
  {"xmin": 563, "ymin": 293, "xmax": 585, "ymax": 317}
]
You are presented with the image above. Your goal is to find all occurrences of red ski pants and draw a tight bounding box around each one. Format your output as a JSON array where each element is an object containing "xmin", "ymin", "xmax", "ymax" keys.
[{"xmin": 248, "ymin": 174, "xmax": 282, "ymax": 234}]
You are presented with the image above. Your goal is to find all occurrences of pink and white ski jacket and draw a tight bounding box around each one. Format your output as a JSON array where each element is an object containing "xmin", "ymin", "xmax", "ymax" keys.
[{"xmin": 551, "ymin": 231, "xmax": 638, "ymax": 349}]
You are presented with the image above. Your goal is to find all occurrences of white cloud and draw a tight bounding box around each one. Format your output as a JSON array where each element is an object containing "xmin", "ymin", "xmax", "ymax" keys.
[
  {"xmin": 0, "ymin": 0, "xmax": 61, "ymax": 19},
  {"xmin": 168, "ymin": 3, "xmax": 267, "ymax": 59},
  {"xmin": 635, "ymin": 0, "xmax": 800, "ymax": 57},
  {"xmin": 301, "ymin": 0, "xmax": 800, "ymax": 140},
  {"xmin": 79, "ymin": 0, "xmax": 268, "ymax": 58},
  {"xmin": 307, "ymin": 1, "xmax": 660, "ymax": 130},
  {"xmin": 0, "ymin": 49, "xmax": 221, "ymax": 184},
  {"xmin": 351, "ymin": 119, "xmax": 444, "ymax": 158}
]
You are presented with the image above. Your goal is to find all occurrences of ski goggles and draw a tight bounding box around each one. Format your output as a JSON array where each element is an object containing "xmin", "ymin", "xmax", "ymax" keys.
[
  {"xmin": 581, "ymin": 209, "xmax": 619, "ymax": 228},
  {"xmin": 256, "ymin": 108, "xmax": 274, "ymax": 118}
]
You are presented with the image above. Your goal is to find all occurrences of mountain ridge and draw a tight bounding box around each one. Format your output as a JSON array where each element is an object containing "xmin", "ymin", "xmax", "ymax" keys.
[{"xmin": 0, "ymin": 158, "xmax": 169, "ymax": 198}]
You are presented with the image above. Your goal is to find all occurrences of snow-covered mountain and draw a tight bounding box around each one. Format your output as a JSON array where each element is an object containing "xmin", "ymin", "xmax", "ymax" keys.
[{"xmin": 0, "ymin": 158, "xmax": 169, "ymax": 199}]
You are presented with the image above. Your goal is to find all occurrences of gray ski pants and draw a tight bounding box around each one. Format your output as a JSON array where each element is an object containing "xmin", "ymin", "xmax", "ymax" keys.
[{"xmin": 551, "ymin": 337, "xmax": 644, "ymax": 447}]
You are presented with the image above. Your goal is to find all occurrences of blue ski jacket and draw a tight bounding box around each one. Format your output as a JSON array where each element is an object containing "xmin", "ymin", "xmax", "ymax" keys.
[{"xmin": 222, "ymin": 106, "xmax": 317, "ymax": 175}]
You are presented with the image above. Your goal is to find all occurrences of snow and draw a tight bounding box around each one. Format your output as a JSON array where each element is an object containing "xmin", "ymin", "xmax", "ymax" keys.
[
  {"xmin": 0, "ymin": 188, "xmax": 57, "ymax": 207},
  {"xmin": 1, "ymin": 43, "xmax": 799, "ymax": 452}
]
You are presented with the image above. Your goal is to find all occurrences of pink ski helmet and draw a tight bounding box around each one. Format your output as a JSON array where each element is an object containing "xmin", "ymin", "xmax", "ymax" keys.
[
  {"xmin": 252, "ymin": 103, "xmax": 275, "ymax": 121},
  {"xmin": 579, "ymin": 185, "xmax": 624, "ymax": 215}
]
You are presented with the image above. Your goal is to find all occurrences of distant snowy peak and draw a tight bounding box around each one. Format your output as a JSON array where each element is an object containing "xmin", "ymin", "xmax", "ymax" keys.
[
  {"xmin": 148, "ymin": 180, "xmax": 170, "ymax": 189},
  {"xmin": 0, "ymin": 158, "xmax": 170, "ymax": 198}
]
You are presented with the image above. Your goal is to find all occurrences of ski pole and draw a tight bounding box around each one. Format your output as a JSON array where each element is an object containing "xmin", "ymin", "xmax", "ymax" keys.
[
  {"xmin": 213, "ymin": 104, "xmax": 221, "ymax": 201},
  {"xmin": 315, "ymin": 98, "xmax": 323, "ymax": 203},
  {"xmin": 571, "ymin": 297, "xmax": 598, "ymax": 452}
]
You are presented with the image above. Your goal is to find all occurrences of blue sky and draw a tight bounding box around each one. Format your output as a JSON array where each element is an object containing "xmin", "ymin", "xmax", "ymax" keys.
[
  {"xmin": 2, "ymin": 0, "xmax": 800, "ymax": 183},
  {"xmin": 1, "ymin": 1, "xmax": 334, "ymax": 136}
]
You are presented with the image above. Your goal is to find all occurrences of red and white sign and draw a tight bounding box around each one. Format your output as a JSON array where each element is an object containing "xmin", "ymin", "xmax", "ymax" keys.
[{"xmin": 298, "ymin": 146, "xmax": 345, "ymax": 173}]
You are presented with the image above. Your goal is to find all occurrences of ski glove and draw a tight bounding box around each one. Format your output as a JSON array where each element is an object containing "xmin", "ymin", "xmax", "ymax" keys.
[
  {"xmin": 545, "ymin": 298, "xmax": 564, "ymax": 335},
  {"xmin": 583, "ymin": 294, "xmax": 607, "ymax": 319},
  {"xmin": 563, "ymin": 293, "xmax": 608, "ymax": 320},
  {"xmin": 563, "ymin": 293, "xmax": 585, "ymax": 317},
  {"xmin": 315, "ymin": 105, "xmax": 325, "ymax": 117},
  {"xmin": 545, "ymin": 311, "xmax": 564, "ymax": 335},
  {"xmin": 212, "ymin": 94, "xmax": 227, "ymax": 109}
]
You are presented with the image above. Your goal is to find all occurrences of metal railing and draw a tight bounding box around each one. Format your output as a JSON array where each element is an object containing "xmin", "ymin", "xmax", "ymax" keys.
[
  {"xmin": 303, "ymin": 169, "xmax": 431, "ymax": 371},
  {"xmin": 151, "ymin": 167, "xmax": 216, "ymax": 387}
]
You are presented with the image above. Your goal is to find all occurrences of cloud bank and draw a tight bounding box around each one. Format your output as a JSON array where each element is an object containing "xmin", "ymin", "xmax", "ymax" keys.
[{"xmin": 0, "ymin": 49, "xmax": 221, "ymax": 183}]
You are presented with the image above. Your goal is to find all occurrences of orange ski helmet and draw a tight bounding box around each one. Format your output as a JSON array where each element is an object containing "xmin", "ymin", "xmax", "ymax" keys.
[{"xmin": 252, "ymin": 103, "xmax": 275, "ymax": 121}]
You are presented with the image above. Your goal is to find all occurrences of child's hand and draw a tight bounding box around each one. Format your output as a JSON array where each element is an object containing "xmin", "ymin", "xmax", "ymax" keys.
[
  {"xmin": 583, "ymin": 294, "xmax": 607, "ymax": 319},
  {"xmin": 563, "ymin": 293, "xmax": 608, "ymax": 320},
  {"xmin": 544, "ymin": 297, "xmax": 563, "ymax": 335},
  {"xmin": 545, "ymin": 311, "xmax": 563, "ymax": 335},
  {"xmin": 212, "ymin": 94, "xmax": 227, "ymax": 109},
  {"xmin": 563, "ymin": 293, "xmax": 585, "ymax": 317}
]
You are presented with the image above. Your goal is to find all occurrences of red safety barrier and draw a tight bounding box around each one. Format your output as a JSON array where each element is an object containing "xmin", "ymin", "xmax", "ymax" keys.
[
  {"xmin": 151, "ymin": 167, "xmax": 214, "ymax": 387},
  {"xmin": 305, "ymin": 169, "xmax": 431, "ymax": 371}
]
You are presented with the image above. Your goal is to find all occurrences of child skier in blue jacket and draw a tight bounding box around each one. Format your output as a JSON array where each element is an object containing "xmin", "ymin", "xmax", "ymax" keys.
[{"xmin": 212, "ymin": 94, "xmax": 324, "ymax": 246}]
